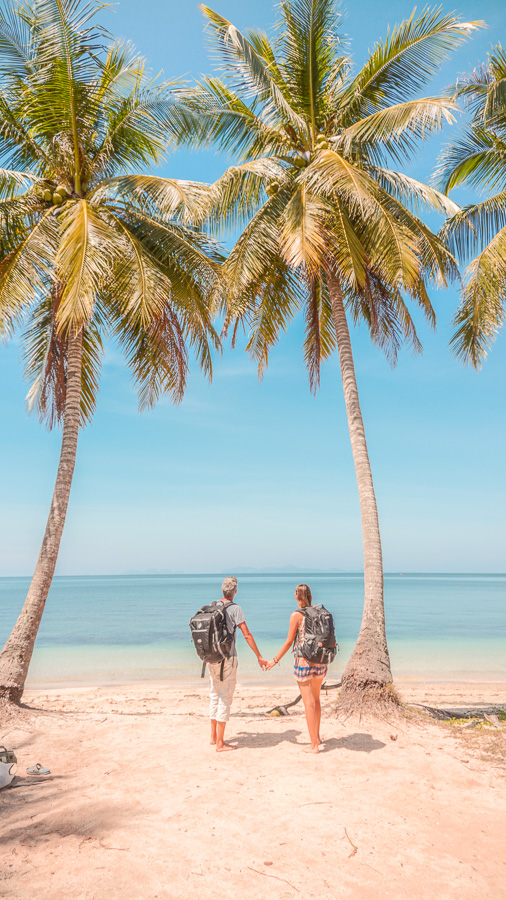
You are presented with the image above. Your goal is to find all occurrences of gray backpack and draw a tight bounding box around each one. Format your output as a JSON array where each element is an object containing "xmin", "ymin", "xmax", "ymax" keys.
[
  {"xmin": 293, "ymin": 605, "xmax": 337, "ymax": 664},
  {"xmin": 189, "ymin": 601, "xmax": 235, "ymax": 679}
]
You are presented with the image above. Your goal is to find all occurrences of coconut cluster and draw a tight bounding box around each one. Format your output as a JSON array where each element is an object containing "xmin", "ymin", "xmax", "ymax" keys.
[
  {"xmin": 315, "ymin": 133, "xmax": 329, "ymax": 150},
  {"xmin": 266, "ymin": 180, "xmax": 281, "ymax": 196},
  {"xmin": 39, "ymin": 183, "xmax": 71, "ymax": 206}
]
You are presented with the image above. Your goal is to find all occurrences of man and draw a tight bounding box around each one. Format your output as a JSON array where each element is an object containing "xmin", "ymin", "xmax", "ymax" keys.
[{"xmin": 209, "ymin": 576, "xmax": 266, "ymax": 752}]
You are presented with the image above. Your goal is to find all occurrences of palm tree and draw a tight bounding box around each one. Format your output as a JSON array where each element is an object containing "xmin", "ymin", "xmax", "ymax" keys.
[
  {"xmin": 178, "ymin": 0, "xmax": 479, "ymax": 709},
  {"xmin": 436, "ymin": 44, "xmax": 506, "ymax": 365},
  {"xmin": 0, "ymin": 0, "xmax": 221, "ymax": 705}
]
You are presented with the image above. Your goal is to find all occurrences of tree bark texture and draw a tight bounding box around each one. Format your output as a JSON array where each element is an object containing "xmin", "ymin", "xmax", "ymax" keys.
[
  {"xmin": 0, "ymin": 329, "xmax": 83, "ymax": 704},
  {"xmin": 326, "ymin": 271, "xmax": 393, "ymax": 692}
]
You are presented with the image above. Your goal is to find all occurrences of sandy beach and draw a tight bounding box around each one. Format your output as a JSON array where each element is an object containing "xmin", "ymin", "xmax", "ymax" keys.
[{"xmin": 1, "ymin": 680, "xmax": 505, "ymax": 900}]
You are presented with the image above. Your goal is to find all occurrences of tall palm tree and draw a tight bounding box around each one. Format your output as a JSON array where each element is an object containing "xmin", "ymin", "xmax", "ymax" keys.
[
  {"xmin": 436, "ymin": 44, "xmax": 506, "ymax": 365},
  {"xmin": 178, "ymin": 0, "xmax": 478, "ymax": 709},
  {"xmin": 0, "ymin": 0, "xmax": 221, "ymax": 705}
]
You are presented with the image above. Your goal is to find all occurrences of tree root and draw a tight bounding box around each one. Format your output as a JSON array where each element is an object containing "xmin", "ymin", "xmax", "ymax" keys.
[
  {"xmin": 410, "ymin": 704, "xmax": 506, "ymax": 722},
  {"xmin": 334, "ymin": 680, "xmax": 402, "ymax": 720},
  {"xmin": 266, "ymin": 680, "xmax": 342, "ymax": 716},
  {"xmin": 0, "ymin": 698, "xmax": 33, "ymax": 728}
]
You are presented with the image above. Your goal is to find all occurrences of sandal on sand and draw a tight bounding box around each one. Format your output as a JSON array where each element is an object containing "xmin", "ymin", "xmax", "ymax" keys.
[{"xmin": 26, "ymin": 764, "xmax": 50, "ymax": 775}]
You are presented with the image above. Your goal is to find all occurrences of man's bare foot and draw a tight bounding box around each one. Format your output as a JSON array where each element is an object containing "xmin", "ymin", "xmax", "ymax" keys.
[
  {"xmin": 216, "ymin": 742, "xmax": 237, "ymax": 752},
  {"xmin": 303, "ymin": 745, "xmax": 319, "ymax": 754}
]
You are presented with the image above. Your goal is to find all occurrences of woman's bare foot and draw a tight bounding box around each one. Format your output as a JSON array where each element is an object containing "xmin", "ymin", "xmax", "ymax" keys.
[
  {"xmin": 210, "ymin": 738, "xmax": 217, "ymax": 745},
  {"xmin": 303, "ymin": 745, "xmax": 320, "ymax": 754},
  {"xmin": 216, "ymin": 742, "xmax": 237, "ymax": 753}
]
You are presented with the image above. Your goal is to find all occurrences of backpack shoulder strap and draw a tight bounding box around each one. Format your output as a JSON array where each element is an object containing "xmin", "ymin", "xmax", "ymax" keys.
[
  {"xmin": 292, "ymin": 608, "xmax": 305, "ymax": 651},
  {"xmin": 221, "ymin": 600, "xmax": 237, "ymax": 634}
]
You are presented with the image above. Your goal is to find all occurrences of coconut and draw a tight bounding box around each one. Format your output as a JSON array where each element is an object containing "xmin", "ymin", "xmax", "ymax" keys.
[
  {"xmin": 52, "ymin": 191, "xmax": 64, "ymax": 205},
  {"xmin": 43, "ymin": 189, "xmax": 53, "ymax": 203},
  {"xmin": 317, "ymin": 140, "xmax": 329, "ymax": 150},
  {"xmin": 55, "ymin": 183, "xmax": 69, "ymax": 198},
  {"xmin": 293, "ymin": 156, "xmax": 307, "ymax": 168}
]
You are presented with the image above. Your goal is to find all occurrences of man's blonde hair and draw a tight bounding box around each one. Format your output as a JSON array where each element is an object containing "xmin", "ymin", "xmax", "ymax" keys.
[{"xmin": 221, "ymin": 576, "xmax": 238, "ymax": 599}]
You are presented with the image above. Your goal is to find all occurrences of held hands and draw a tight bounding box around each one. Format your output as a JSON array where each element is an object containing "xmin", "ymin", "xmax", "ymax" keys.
[{"xmin": 257, "ymin": 655, "xmax": 280, "ymax": 671}]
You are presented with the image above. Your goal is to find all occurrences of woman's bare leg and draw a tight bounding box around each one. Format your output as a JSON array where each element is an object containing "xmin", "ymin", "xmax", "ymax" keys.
[
  {"xmin": 298, "ymin": 681, "xmax": 319, "ymax": 753},
  {"xmin": 311, "ymin": 676, "xmax": 324, "ymax": 743}
]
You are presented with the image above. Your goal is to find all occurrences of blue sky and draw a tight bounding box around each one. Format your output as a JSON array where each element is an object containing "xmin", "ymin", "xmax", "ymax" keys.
[{"xmin": 0, "ymin": 0, "xmax": 505, "ymax": 575}]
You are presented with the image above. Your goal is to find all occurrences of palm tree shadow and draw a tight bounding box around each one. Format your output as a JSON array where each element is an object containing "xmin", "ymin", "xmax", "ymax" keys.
[{"xmin": 321, "ymin": 733, "xmax": 386, "ymax": 753}]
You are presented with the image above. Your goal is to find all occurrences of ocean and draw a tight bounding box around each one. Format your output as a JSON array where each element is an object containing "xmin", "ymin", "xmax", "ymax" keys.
[{"xmin": 0, "ymin": 573, "xmax": 505, "ymax": 687}]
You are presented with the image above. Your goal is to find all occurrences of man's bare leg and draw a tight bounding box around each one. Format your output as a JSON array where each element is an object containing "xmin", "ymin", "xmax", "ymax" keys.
[
  {"xmin": 216, "ymin": 720, "xmax": 236, "ymax": 752},
  {"xmin": 210, "ymin": 719, "xmax": 217, "ymax": 745}
]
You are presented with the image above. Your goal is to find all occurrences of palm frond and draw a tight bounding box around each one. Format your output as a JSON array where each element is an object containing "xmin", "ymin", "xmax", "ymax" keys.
[
  {"xmin": 336, "ymin": 98, "xmax": 457, "ymax": 164},
  {"xmin": 450, "ymin": 225, "xmax": 506, "ymax": 367},
  {"xmin": 340, "ymin": 8, "xmax": 481, "ymax": 123},
  {"xmin": 280, "ymin": 184, "xmax": 331, "ymax": 272},
  {"xmin": 370, "ymin": 167, "xmax": 459, "ymax": 217},
  {"xmin": 107, "ymin": 291, "xmax": 189, "ymax": 408},
  {"xmin": 90, "ymin": 85, "xmax": 179, "ymax": 180},
  {"xmin": 243, "ymin": 264, "xmax": 303, "ymax": 377},
  {"xmin": 23, "ymin": 286, "xmax": 104, "ymax": 427},
  {"xmin": 200, "ymin": 5, "xmax": 306, "ymax": 132},
  {"xmin": 203, "ymin": 158, "xmax": 286, "ymax": 233},
  {"xmin": 303, "ymin": 273, "xmax": 336, "ymax": 391},
  {"xmin": 0, "ymin": 1, "xmax": 33, "ymax": 78},
  {"xmin": 178, "ymin": 77, "xmax": 290, "ymax": 159},
  {"xmin": 93, "ymin": 174, "xmax": 213, "ymax": 223},
  {"xmin": 435, "ymin": 127, "xmax": 506, "ymax": 194},
  {"xmin": 0, "ymin": 210, "xmax": 58, "ymax": 337},
  {"xmin": 440, "ymin": 192, "xmax": 506, "ymax": 260},
  {"xmin": 55, "ymin": 199, "xmax": 120, "ymax": 332},
  {"xmin": 280, "ymin": 0, "xmax": 342, "ymax": 135},
  {"xmin": 0, "ymin": 167, "xmax": 36, "ymax": 199}
]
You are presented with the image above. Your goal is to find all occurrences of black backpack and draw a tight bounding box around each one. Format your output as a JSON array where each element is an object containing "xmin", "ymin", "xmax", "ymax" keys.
[
  {"xmin": 189, "ymin": 601, "xmax": 235, "ymax": 679},
  {"xmin": 293, "ymin": 605, "xmax": 337, "ymax": 665}
]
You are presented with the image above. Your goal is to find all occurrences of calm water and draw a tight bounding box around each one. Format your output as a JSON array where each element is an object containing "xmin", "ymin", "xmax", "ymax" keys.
[{"xmin": 0, "ymin": 573, "xmax": 504, "ymax": 686}]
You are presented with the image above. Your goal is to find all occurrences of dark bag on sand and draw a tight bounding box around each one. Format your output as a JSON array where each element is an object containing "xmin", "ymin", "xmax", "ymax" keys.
[
  {"xmin": 189, "ymin": 601, "xmax": 235, "ymax": 680},
  {"xmin": 293, "ymin": 605, "xmax": 337, "ymax": 665}
]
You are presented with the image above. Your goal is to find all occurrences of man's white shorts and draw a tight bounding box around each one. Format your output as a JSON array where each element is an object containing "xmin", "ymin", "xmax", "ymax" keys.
[{"xmin": 209, "ymin": 657, "xmax": 238, "ymax": 722}]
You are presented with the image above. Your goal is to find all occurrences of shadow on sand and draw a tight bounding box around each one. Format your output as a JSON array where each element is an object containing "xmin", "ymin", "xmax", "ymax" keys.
[
  {"xmin": 321, "ymin": 733, "xmax": 386, "ymax": 753},
  {"xmin": 0, "ymin": 774, "xmax": 136, "ymax": 850},
  {"xmin": 231, "ymin": 729, "xmax": 386, "ymax": 752}
]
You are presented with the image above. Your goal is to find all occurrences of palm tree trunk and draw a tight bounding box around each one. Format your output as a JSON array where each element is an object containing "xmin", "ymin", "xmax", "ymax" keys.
[
  {"xmin": 0, "ymin": 328, "xmax": 83, "ymax": 705},
  {"xmin": 326, "ymin": 270, "xmax": 394, "ymax": 704}
]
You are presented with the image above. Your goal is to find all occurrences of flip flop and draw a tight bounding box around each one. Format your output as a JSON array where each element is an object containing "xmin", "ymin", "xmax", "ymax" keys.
[{"xmin": 26, "ymin": 764, "xmax": 50, "ymax": 775}]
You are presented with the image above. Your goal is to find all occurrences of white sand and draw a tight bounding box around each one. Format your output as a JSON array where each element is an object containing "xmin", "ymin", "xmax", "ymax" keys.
[{"xmin": 1, "ymin": 680, "xmax": 505, "ymax": 899}]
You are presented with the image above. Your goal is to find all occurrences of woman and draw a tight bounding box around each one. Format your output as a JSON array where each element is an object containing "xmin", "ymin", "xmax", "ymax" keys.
[{"xmin": 266, "ymin": 584, "xmax": 327, "ymax": 754}]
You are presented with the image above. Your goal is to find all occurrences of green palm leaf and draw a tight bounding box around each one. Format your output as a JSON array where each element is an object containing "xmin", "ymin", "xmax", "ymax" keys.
[
  {"xmin": 341, "ymin": 8, "xmax": 482, "ymax": 121},
  {"xmin": 451, "ymin": 226, "xmax": 506, "ymax": 367},
  {"xmin": 200, "ymin": 5, "xmax": 306, "ymax": 133}
]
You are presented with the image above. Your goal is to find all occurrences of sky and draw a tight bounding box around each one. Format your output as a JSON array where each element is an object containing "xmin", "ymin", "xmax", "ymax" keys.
[{"xmin": 0, "ymin": 0, "xmax": 505, "ymax": 576}]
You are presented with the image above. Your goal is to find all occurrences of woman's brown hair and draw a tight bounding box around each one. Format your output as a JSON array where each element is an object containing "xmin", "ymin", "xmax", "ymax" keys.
[{"xmin": 295, "ymin": 583, "xmax": 312, "ymax": 608}]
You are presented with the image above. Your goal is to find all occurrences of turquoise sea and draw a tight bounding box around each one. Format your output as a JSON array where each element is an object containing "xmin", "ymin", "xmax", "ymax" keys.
[{"xmin": 0, "ymin": 573, "xmax": 505, "ymax": 687}]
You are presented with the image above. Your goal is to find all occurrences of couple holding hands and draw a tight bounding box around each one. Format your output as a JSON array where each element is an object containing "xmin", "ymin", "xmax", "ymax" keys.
[{"xmin": 208, "ymin": 576, "xmax": 330, "ymax": 755}]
